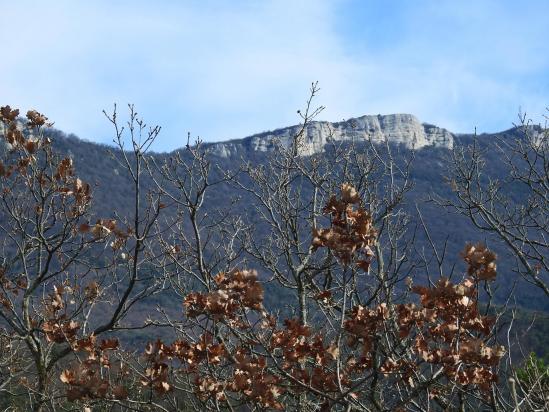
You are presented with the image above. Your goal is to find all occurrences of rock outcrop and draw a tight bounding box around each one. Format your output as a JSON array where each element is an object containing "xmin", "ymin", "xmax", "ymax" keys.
[{"xmin": 209, "ymin": 114, "xmax": 454, "ymax": 157}]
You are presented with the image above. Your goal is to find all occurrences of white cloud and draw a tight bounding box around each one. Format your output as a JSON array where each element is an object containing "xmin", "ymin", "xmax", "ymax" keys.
[{"xmin": 0, "ymin": 0, "xmax": 547, "ymax": 151}]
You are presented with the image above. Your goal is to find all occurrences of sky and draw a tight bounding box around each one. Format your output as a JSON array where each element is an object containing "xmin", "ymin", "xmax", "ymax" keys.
[{"xmin": 1, "ymin": 0, "xmax": 548, "ymax": 151}]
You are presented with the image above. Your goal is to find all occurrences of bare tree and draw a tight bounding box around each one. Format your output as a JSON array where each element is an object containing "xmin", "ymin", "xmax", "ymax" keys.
[
  {"xmin": 0, "ymin": 105, "xmax": 165, "ymax": 410},
  {"xmin": 432, "ymin": 113, "xmax": 548, "ymax": 296}
]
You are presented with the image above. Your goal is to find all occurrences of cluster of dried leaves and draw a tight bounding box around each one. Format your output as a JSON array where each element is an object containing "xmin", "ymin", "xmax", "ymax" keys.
[
  {"xmin": 0, "ymin": 105, "xmax": 91, "ymax": 215},
  {"xmin": 403, "ymin": 275, "xmax": 504, "ymax": 392},
  {"xmin": 313, "ymin": 183, "xmax": 377, "ymax": 271},
  {"xmin": 184, "ymin": 269, "xmax": 264, "ymax": 320},
  {"xmin": 59, "ymin": 336, "xmax": 129, "ymax": 401}
]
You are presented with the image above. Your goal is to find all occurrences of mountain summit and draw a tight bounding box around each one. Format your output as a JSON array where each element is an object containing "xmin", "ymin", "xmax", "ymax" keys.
[{"xmin": 209, "ymin": 113, "xmax": 454, "ymax": 157}]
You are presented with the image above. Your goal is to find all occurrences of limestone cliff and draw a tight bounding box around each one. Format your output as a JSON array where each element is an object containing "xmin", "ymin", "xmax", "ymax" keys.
[{"xmin": 209, "ymin": 114, "xmax": 454, "ymax": 157}]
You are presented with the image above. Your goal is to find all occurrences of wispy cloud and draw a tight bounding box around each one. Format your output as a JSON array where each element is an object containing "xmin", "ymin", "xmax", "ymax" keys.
[{"xmin": 0, "ymin": 0, "xmax": 547, "ymax": 150}]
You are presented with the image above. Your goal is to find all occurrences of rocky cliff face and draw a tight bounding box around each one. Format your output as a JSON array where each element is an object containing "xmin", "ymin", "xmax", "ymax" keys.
[{"xmin": 208, "ymin": 114, "xmax": 454, "ymax": 157}]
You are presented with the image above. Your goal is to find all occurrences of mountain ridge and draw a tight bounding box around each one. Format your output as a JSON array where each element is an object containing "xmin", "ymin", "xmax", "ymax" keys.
[{"xmin": 5, "ymin": 112, "xmax": 542, "ymax": 157}]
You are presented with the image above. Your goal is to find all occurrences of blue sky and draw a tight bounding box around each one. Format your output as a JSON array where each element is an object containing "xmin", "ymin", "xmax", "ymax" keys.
[{"xmin": 1, "ymin": 0, "xmax": 548, "ymax": 151}]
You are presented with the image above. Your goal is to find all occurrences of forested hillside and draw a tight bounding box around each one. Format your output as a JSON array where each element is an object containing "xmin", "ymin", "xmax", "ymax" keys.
[
  {"xmin": 0, "ymin": 106, "xmax": 547, "ymax": 410},
  {"xmin": 41, "ymin": 123, "xmax": 548, "ymax": 313}
]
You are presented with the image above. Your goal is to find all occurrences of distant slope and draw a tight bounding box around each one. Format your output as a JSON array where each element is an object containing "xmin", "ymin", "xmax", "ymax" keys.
[{"xmin": 2, "ymin": 117, "xmax": 547, "ymax": 314}]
